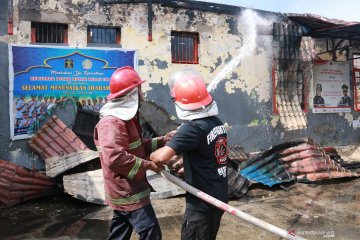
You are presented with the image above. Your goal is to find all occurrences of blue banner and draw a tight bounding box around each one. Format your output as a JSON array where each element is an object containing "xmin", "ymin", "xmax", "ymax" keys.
[{"xmin": 9, "ymin": 45, "xmax": 137, "ymax": 140}]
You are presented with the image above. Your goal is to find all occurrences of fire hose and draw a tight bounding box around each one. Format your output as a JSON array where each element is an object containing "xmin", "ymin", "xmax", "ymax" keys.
[{"xmin": 160, "ymin": 170, "xmax": 306, "ymax": 240}]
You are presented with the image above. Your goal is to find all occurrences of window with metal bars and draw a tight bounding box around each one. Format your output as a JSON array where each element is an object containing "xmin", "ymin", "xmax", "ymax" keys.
[
  {"xmin": 171, "ymin": 31, "xmax": 199, "ymax": 64},
  {"xmin": 87, "ymin": 26, "xmax": 121, "ymax": 45},
  {"xmin": 31, "ymin": 22, "xmax": 68, "ymax": 43},
  {"xmin": 353, "ymin": 54, "xmax": 360, "ymax": 111}
]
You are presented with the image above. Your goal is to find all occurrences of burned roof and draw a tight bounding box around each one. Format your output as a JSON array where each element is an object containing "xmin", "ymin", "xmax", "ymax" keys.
[
  {"xmin": 103, "ymin": 0, "xmax": 243, "ymax": 15},
  {"xmin": 28, "ymin": 116, "xmax": 99, "ymax": 177},
  {"xmin": 288, "ymin": 14, "xmax": 360, "ymax": 41}
]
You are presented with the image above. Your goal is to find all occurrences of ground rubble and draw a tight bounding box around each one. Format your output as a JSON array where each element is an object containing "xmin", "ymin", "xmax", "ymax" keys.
[{"xmin": 1, "ymin": 176, "xmax": 360, "ymax": 240}]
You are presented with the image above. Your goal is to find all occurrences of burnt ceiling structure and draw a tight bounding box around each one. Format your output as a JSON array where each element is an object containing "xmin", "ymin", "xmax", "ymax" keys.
[
  {"xmin": 288, "ymin": 14, "xmax": 360, "ymax": 60},
  {"xmin": 103, "ymin": 0, "xmax": 243, "ymax": 15}
]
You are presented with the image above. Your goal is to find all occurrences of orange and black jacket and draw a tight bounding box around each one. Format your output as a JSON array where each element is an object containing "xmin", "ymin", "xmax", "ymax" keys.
[{"xmin": 94, "ymin": 115, "xmax": 165, "ymax": 211}]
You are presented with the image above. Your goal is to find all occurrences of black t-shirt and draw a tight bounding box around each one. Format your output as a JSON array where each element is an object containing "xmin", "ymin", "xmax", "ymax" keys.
[{"xmin": 167, "ymin": 116, "xmax": 228, "ymax": 213}]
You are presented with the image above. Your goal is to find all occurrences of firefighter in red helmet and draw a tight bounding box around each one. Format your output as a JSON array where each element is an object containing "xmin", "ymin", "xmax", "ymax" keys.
[
  {"xmin": 151, "ymin": 68, "xmax": 228, "ymax": 240},
  {"xmin": 94, "ymin": 66, "xmax": 174, "ymax": 240},
  {"xmin": 107, "ymin": 66, "xmax": 146, "ymax": 100},
  {"xmin": 169, "ymin": 69, "xmax": 213, "ymax": 111}
]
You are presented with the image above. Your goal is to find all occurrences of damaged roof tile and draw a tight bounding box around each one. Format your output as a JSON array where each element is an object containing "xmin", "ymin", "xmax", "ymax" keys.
[{"xmin": 29, "ymin": 116, "xmax": 99, "ymax": 178}]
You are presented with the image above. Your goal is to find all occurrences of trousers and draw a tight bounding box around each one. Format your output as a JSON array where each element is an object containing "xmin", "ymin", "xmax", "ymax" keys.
[
  {"xmin": 107, "ymin": 204, "xmax": 162, "ymax": 240},
  {"xmin": 181, "ymin": 208, "xmax": 224, "ymax": 240}
]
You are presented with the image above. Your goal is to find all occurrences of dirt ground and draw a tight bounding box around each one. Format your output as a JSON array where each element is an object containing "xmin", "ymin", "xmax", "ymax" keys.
[{"xmin": 1, "ymin": 176, "xmax": 360, "ymax": 240}]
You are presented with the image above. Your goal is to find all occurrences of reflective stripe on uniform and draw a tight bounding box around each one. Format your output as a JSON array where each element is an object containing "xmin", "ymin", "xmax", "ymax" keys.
[
  {"xmin": 127, "ymin": 157, "xmax": 142, "ymax": 180},
  {"xmin": 96, "ymin": 146, "xmax": 102, "ymax": 153},
  {"xmin": 129, "ymin": 139, "xmax": 142, "ymax": 150},
  {"xmin": 151, "ymin": 138, "xmax": 158, "ymax": 152},
  {"xmin": 106, "ymin": 188, "xmax": 151, "ymax": 205}
]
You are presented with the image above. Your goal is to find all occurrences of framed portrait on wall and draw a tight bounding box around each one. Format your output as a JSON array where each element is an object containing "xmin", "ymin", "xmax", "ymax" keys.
[{"xmin": 312, "ymin": 60, "xmax": 351, "ymax": 113}]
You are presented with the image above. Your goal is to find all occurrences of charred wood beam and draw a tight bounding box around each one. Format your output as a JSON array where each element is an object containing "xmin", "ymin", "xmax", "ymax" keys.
[
  {"xmin": 8, "ymin": 0, "xmax": 13, "ymax": 35},
  {"xmin": 317, "ymin": 40, "xmax": 360, "ymax": 61},
  {"xmin": 103, "ymin": 0, "xmax": 242, "ymax": 15},
  {"xmin": 160, "ymin": 1, "xmax": 242, "ymax": 15},
  {"xmin": 148, "ymin": 0, "xmax": 153, "ymax": 41},
  {"xmin": 331, "ymin": 39, "xmax": 343, "ymax": 60},
  {"xmin": 307, "ymin": 23, "xmax": 360, "ymax": 42}
]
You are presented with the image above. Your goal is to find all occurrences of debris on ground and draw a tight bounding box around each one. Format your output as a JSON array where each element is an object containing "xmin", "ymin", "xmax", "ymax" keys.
[
  {"xmin": 28, "ymin": 116, "xmax": 99, "ymax": 178},
  {"xmin": 0, "ymin": 160, "xmax": 57, "ymax": 208},
  {"xmin": 239, "ymin": 138, "xmax": 360, "ymax": 186}
]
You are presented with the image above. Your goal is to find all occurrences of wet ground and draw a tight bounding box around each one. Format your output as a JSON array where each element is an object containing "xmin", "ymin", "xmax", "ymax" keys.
[{"xmin": 1, "ymin": 177, "xmax": 360, "ymax": 240}]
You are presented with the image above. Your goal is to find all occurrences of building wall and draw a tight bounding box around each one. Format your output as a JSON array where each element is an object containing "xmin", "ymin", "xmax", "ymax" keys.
[{"xmin": 1, "ymin": 0, "xmax": 359, "ymax": 169}]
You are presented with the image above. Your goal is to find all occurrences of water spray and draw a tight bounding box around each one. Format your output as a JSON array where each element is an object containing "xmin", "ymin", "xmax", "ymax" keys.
[{"xmin": 207, "ymin": 9, "xmax": 272, "ymax": 93}]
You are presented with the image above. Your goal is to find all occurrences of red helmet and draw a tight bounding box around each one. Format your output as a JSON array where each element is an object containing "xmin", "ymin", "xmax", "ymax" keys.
[
  {"xmin": 107, "ymin": 66, "xmax": 145, "ymax": 100},
  {"xmin": 169, "ymin": 68, "xmax": 213, "ymax": 110}
]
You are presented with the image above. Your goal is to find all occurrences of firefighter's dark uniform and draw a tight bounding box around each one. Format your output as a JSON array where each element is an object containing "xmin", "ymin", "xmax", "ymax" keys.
[{"xmin": 167, "ymin": 116, "xmax": 228, "ymax": 240}]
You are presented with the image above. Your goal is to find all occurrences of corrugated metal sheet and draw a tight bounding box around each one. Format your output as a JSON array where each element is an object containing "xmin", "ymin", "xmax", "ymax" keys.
[
  {"xmin": 28, "ymin": 116, "xmax": 99, "ymax": 178},
  {"xmin": 238, "ymin": 139, "xmax": 360, "ymax": 186}
]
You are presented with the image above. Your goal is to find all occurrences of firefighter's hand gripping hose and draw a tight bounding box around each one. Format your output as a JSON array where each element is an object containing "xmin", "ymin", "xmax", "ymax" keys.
[{"xmin": 160, "ymin": 170, "xmax": 307, "ymax": 240}]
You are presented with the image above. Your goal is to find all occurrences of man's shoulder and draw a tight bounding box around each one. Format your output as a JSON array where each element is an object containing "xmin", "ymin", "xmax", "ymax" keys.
[
  {"xmin": 180, "ymin": 116, "xmax": 223, "ymax": 134},
  {"xmin": 192, "ymin": 116, "xmax": 223, "ymax": 126},
  {"xmin": 95, "ymin": 117, "xmax": 129, "ymax": 136},
  {"xmin": 97, "ymin": 115, "xmax": 126, "ymax": 126}
]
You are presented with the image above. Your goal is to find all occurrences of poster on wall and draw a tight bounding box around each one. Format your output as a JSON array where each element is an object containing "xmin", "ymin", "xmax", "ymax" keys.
[
  {"xmin": 9, "ymin": 44, "xmax": 137, "ymax": 140},
  {"xmin": 312, "ymin": 61, "xmax": 351, "ymax": 113}
]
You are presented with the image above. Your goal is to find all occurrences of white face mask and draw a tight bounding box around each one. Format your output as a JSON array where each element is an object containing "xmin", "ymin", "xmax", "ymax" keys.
[
  {"xmin": 100, "ymin": 88, "xmax": 139, "ymax": 120},
  {"xmin": 175, "ymin": 101, "xmax": 219, "ymax": 120}
]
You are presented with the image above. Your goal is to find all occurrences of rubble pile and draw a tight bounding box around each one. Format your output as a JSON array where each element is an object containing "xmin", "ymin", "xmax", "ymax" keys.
[
  {"xmin": 280, "ymin": 141, "xmax": 359, "ymax": 181},
  {"xmin": 0, "ymin": 160, "xmax": 55, "ymax": 208},
  {"xmin": 2, "ymin": 101, "xmax": 360, "ymax": 208},
  {"xmin": 239, "ymin": 138, "xmax": 360, "ymax": 187},
  {"xmin": 28, "ymin": 116, "xmax": 99, "ymax": 178}
]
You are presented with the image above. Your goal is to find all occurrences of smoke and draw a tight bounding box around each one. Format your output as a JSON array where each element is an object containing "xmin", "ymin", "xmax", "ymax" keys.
[{"xmin": 207, "ymin": 9, "xmax": 272, "ymax": 93}]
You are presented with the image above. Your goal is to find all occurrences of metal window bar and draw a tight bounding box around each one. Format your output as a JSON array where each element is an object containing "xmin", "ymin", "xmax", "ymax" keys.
[
  {"xmin": 353, "ymin": 54, "xmax": 360, "ymax": 111},
  {"xmin": 183, "ymin": 34, "xmax": 185, "ymax": 62},
  {"xmin": 93, "ymin": 28, "xmax": 98, "ymax": 43},
  {"xmin": 36, "ymin": 24, "xmax": 41, "ymax": 42},
  {"xmin": 50, "ymin": 24, "xmax": 54, "ymax": 43},
  {"xmin": 32, "ymin": 23, "xmax": 67, "ymax": 43},
  {"xmin": 189, "ymin": 34, "xmax": 193, "ymax": 62},
  {"xmin": 180, "ymin": 34, "xmax": 184, "ymax": 62},
  {"xmin": 354, "ymin": 54, "xmax": 360, "ymax": 69},
  {"xmin": 88, "ymin": 27, "xmax": 119, "ymax": 44},
  {"xmin": 95, "ymin": 28, "xmax": 99, "ymax": 43},
  {"xmin": 110, "ymin": 29, "xmax": 115, "ymax": 44},
  {"xmin": 171, "ymin": 35, "xmax": 175, "ymax": 62},
  {"xmin": 105, "ymin": 29, "xmax": 110, "ymax": 44},
  {"xmin": 171, "ymin": 31, "xmax": 199, "ymax": 64},
  {"xmin": 101, "ymin": 28, "xmax": 105, "ymax": 43},
  {"xmin": 354, "ymin": 71, "xmax": 360, "ymax": 111},
  {"xmin": 186, "ymin": 34, "xmax": 189, "ymax": 62}
]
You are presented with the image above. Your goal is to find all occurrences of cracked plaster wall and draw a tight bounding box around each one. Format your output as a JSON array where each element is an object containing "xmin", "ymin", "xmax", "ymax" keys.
[{"xmin": 1, "ymin": 0, "xmax": 360, "ymax": 169}]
